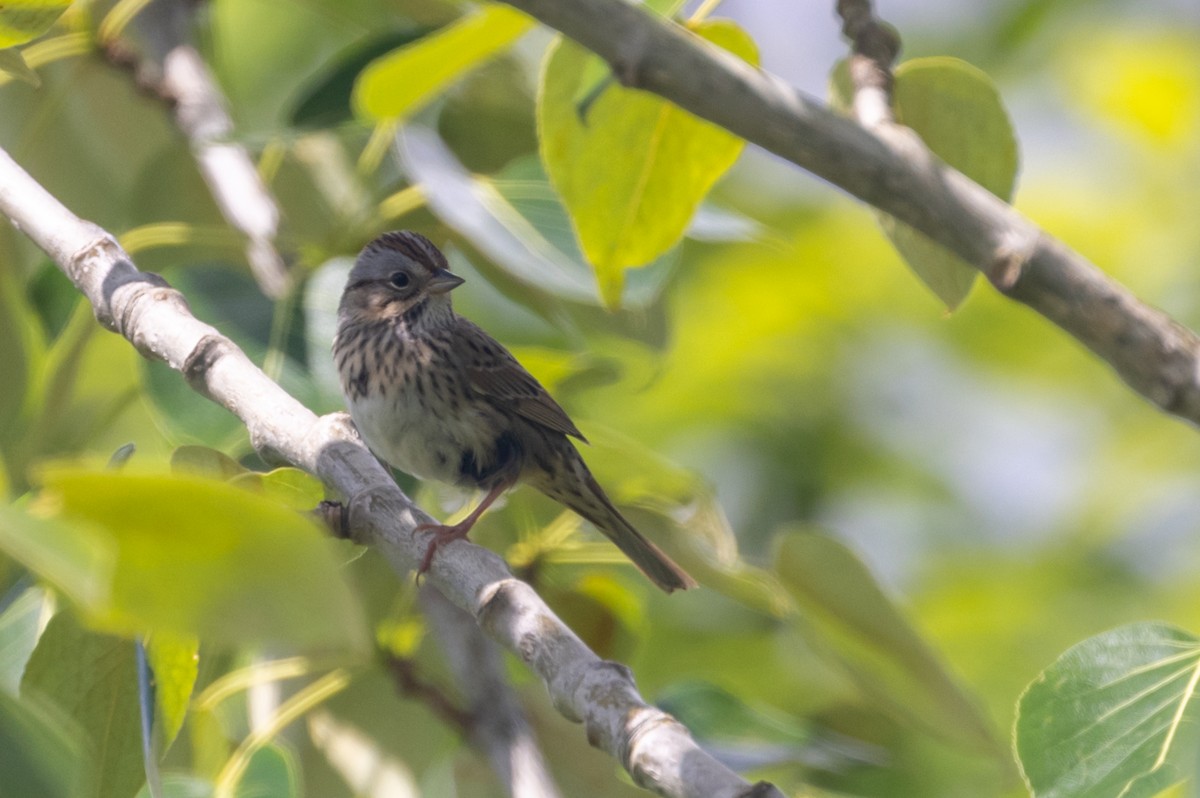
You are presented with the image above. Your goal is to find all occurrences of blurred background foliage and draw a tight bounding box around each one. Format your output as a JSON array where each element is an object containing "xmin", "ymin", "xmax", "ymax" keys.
[{"xmin": 1, "ymin": 0, "xmax": 1200, "ymax": 796}]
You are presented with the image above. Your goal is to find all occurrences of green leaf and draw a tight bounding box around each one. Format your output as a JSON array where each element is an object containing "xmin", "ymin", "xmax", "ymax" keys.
[
  {"xmin": 22, "ymin": 612, "xmax": 143, "ymax": 798},
  {"xmin": 0, "ymin": 0, "xmax": 71, "ymax": 48},
  {"xmin": 289, "ymin": 27, "xmax": 433, "ymax": 129},
  {"xmin": 0, "ymin": 267, "xmax": 44, "ymax": 453},
  {"xmin": 885, "ymin": 57, "xmax": 1018, "ymax": 309},
  {"xmin": 0, "ymin": 505, "xmax": 115, "ymax": 611},
  {"xmin": 141, "ymin": 358, "xmax": 244, "ymax": 447},
  {"xmin": 144, "ymin": 632, "xmax": 198, "ymax": 750},
  {"xmin": 538, "ymin": 21, "xmax": 757, "ymax": 307},
  {"xmin": 352, "ymin": 5, "xmax": 533, "ymax": 121},
  {"xmin": 34, "ymin": 468, "xmax": 367, "ymax": 650},
  {"xmin": 1015, "ymin": 622, "xmax": 1200, "ymax": 798},
  {"xmin": 170, "ymin": 445, "xmax": 249, "ymax": 480},
  {"xmin": 0, "ymin": 46, "xmax": 39, "ymax": 86},
  {"xmin": 230, "ymin": 467, "xmax": 326, "ymax": 513},
  {"xmin": 236, "ymin": 744, "xmax": 298, "ymax": 798},
  {"xmin": 135, "ymin": 774, "xmax": 212, "ymax": 798},
  {"xmin": 775, "ymin": 531, "xmax": 999, "ymax": 754},
  {"xmin": 656, "ymin": 680, "xmax": 811, "ymax": 747},
  {"xmin": 0, "ymin": 585, "xmax": 47, "ymax": 694},
  {"xmin": 0, "ymin": 688, "xmax": 84, "ymax": 798}
]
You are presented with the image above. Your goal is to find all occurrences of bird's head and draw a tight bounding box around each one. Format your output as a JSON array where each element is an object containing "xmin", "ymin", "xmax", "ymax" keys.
[{"xmin": 339, "ymin": 231, "xmax": 464, "ymax": 329}]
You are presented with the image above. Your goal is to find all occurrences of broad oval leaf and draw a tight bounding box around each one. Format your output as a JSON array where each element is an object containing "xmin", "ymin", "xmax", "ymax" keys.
[
  {"xmin": 775, "ymin": 531, "xmax": 1000, "ymax": 754},
  {"xmin": 21, "ymin": 612, "xmax": 142, "ymax": 798},
  {"xmin": 353, "ymin": 5, "xmax": 533, "ymax": 121},
  {"xmin": 1015, "ymin": 622, "xmax": 1200, "ymax": 798},
  {"xmin": 32, "ymin": 468, "xmax": 366, "ymax": 650},
  {"xmin": 0, "ymin": 0, "xmax": 71, "ymax": 49},
  {"xmin": 0, "ymin": 688, "xmax": 84, "ymax": 798},
  {"xmin": 884, "ymin": 57, "xmax": 1019, "ymax": 309},
  {"xmin": 831, "ymin": 57, "xmax": 1019, "ymax": 309},
  {"xmin": 538, "ymin": 21, "xmax": 758, "ymax": 307}
]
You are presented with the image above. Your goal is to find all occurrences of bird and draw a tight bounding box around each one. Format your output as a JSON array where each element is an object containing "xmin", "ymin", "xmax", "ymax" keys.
[{"xmin": 332, "ymin": 231, "xmax": 695, "ymax": 592}]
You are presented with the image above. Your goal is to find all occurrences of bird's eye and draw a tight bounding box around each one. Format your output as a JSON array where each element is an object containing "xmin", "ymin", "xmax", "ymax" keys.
[{"xmin": 389, "ymin": 272, "xmax": 411, "ymax": 289}]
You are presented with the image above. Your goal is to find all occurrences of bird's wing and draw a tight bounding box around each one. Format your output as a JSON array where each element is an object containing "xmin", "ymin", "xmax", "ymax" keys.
[{"xmin": 456, "ymin": 320, "xmax": 587, "ymax": 441}]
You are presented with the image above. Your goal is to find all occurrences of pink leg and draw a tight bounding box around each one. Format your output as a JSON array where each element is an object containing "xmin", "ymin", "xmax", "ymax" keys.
[{"xmin": 414, "ymin": 482, "xmax": 509, "ymax": 575}]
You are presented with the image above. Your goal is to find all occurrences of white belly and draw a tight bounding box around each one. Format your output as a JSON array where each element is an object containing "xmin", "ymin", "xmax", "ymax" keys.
[{"xmin": 347, "ymin": 390, "xmax": 496, "ymax": 485}]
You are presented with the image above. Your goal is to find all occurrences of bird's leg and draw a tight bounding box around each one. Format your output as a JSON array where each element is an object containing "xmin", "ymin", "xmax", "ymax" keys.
[{"xmin": 414, "ymin": 482, "xmax": 509, "ymax": 575}]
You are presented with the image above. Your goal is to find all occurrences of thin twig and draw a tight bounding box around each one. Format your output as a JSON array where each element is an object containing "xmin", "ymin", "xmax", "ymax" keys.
[
  {"xmin": 124, "ymin": 0, "xmax": 291, "ymax": 299},
  {"xmin": 834, "ymin": 0, "xmax": 900, "ymax": 128}
]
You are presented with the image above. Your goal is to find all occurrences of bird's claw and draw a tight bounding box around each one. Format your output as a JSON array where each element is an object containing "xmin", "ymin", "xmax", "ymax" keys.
[{"xmin": 413, "ymin": 521, "xmax": 473, "ymax": 579}]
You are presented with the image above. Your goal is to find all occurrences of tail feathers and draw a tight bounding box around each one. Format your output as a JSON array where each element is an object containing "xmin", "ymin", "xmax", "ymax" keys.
[{"xmin": 540, "ymin": 465, "xmax": 696, "ymax": 593}]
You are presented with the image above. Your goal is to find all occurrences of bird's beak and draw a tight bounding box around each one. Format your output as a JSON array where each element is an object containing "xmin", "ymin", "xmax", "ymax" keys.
[{"xmin": 427, "ymin": 269, "xmax": 465, "ymax": 295}]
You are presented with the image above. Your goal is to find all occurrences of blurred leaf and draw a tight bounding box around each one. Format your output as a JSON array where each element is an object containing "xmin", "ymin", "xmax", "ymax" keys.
[
  {"xmin": 0, "ymin": 584, "xmax": 45, "ymax": 694},
  {"xmin": 0, "ymin": 46, "xmax": 39, "ymax": 86},
  {"xmin": 22, "ymin": 612, "xmax": 143, "ymax": 798},
  {"xmin": 0, "ymin": 504, "xmax": 114, "ymax": 610},
  {"xmin": 145, "ymin": 632, "xmax": 198, "ymax": 750},
  {"xmin": 290, "ymin": 27, "xmax": 432, "ymax": 128},
  {"xmin": 0, "ymin": 268, "xmax": 43, "ymax": 450},
  {"xmin": 230, "ymin": 468, "xmax": 326, "ymax": 512},
  {"xmin": 135, "ymin": 774, "xmax": 212, "ymax": 798},
  {"xmin": 353, "ymin": 6, "xmax": 533, "ymax": 121},
  {"xmin": 1015, "ymin": 622, "xmax": 1200, "ymax": 798},
  {"xmin": 657, "ymin": 680, "xmax": 811, "ymax": 746},
  {"xmin": 170, "ymin": 446, "xmax": 249, "ymax": 480},
  {"xmin": 34, "ymin": 468, "xmax": 367, "ymax": 650},
  {"xmin": 0, "ymin": 0, "xmax": 71, "ymax": 48},
  {"xmin": 107, "ymin": 442, "xmax": 136, "ymax": 469},
  {"xmin": 0, "ymin": 688, "xmax": 84, "ymax": 798},
  {"xmin": 775, "ymin": 531, "xmax": 999, "ymax": 754},
  {"xmin": 538, "ymin": 21, "xmax": 757, "ymax": 307},
  {"xmin": 141, "ymin": 358, "xmax": 244, "ymax": 447},
  {"xmin": 235, "ymin": 743, "xmax": 299, "ymax": 798}
]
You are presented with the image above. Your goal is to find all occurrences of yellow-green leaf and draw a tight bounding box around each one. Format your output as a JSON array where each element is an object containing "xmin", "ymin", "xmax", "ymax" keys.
[
  {"xmin": 539, "ymin": 21, "xmax": 757, "ymax": 308},
  {"xmin": 0, "ymin": 0, "xmax": 71, "ymax": 49},
  {"xmin": 144, "ymin": 632, "xmax": 198, "ymax": 750},
  {"xmin": 32, "ymin": 469, "xmax": 366, "ymax": 651},
  {"xmin": 353, "ymin": 5, "xmax": 533, "ymax": 121}
]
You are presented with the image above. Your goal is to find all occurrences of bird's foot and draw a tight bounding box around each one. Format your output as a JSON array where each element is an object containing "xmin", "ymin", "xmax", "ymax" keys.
[{"xmin": 413, "ymin": 520, "xmax": 474, "ymax": 577}]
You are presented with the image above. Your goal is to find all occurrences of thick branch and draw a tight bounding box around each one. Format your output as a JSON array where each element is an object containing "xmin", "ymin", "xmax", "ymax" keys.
[
  {"xmin": 0, "ymin": 147, "xmax": 779, "ymax": 798},
  {"xmin": 420, "ymin": 586, "xmax": 563, "ymax": 798},
  {"xmin": 497, "ymin": 0, "xmax": 1200, "ymax": 425}
]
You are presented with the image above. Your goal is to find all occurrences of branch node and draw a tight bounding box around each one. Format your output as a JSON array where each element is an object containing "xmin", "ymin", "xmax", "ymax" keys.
[
  {"xmin": 182, "ymin": 334, "xmax": 231, "ymax": 394},
  {"xmin": 986, "ymin": 230, "xmax": 1040, "ymax": 294}
]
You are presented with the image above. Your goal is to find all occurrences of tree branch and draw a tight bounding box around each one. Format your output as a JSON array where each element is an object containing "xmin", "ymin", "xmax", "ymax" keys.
[
  {"xmin": 0, "ymin": 146, "xmax": 780, "ymax": 798},
  {"xmin": 124, "ymin": 0, "xmax": 291, "ymax": 299},
  {"xmin": 420, "ymin": 585, "xmax": 563, "ymax": 798},
  {"xmin": 496, "ymin": 0, "xmax": 1200, "ymax": 426}
]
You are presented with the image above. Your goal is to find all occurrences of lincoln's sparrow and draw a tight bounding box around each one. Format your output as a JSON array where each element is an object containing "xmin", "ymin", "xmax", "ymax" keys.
[{"xmin": 333, "ymin": 231, "xmax": 695, "ymax": 592}]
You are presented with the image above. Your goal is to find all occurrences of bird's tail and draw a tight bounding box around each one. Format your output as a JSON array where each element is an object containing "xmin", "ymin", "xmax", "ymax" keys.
[{"xmin": 535, "ymin": 453, "xmax": 696, "ymax": 593}]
